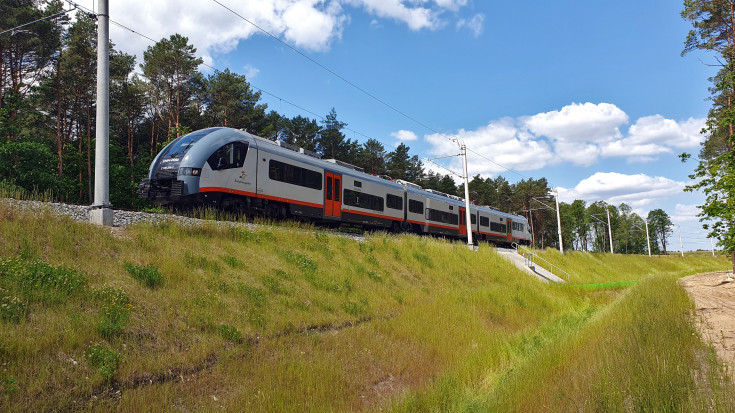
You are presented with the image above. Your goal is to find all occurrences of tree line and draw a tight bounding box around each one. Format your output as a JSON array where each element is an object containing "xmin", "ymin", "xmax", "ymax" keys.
[
  {"xmin": 1, "ymin": 1, "xmax": 675, "ymax": 254},
  {"xmin": 680, "ymin": 0, "xmax": 735, "ymax": 270}
]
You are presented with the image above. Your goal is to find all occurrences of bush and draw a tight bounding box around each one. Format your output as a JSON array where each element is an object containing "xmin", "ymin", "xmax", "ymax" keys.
[
  {"xmin": 97, "ymin": 301, "xmax": 134, "ymax": 338},
  {"xmin": 124, "ymin": 263, "xmax": 163, "ymax": 288},
  {"xmin": 0, "ymin": 288, "xmax": 28, "ymax": 322},
  {"xmin": 218, "ymin": 324, "xmax": 242, "ymax": 342},
  {"xmin": 85, "ymin": 345, "xmax": 121, "ymax": 382},
  {"xmin": 0, "ymin": 257, "xmax": 86, "ymax": 303}
]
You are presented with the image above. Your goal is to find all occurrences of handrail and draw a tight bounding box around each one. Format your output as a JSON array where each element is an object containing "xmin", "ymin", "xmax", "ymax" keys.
[{"xmin": 511, "ymin": 243, "xmax": 571, "ymax": 281}]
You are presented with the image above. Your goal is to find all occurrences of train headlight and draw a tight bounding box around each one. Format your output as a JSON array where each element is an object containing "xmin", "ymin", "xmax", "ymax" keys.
[{"xmin": 178, "ymin": 167, "xmax": 202, "ymax": 176}]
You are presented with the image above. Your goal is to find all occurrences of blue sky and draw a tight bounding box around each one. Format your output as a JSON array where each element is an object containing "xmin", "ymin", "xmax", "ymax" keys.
[{"xmin": 76, "ymin": 0, "xmax": 717, "ymax": 251}]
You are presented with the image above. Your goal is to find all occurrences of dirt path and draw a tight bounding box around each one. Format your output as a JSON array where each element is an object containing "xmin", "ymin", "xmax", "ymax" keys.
[{"xmin": 679, "ymin": 272, "xmax": 735, "ymax": 373}]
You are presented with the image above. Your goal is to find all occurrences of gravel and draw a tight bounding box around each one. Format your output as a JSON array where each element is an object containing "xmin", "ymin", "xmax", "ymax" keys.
[
  {"xmin": 1, "ymin": 198, "xmax": 242, "ymax": 228},
  {"xmin": 1, "ymin": 198, "xmax": 366, "ymax": 241}
]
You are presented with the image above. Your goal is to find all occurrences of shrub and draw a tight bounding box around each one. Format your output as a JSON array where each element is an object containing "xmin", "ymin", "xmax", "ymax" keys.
[
  {"xmin": 342, "ymin": 299, "xmax": 369, "ymax": 316},
  {"xmin": 124, "ymin": 263, "xmax": 163, "ymax": 288},
  {"xmin": 0, "ymin": 257, "xmax": 86, "ymax": 303},
  {"xmin": 218, "ymin": 324, "xmax": 242, "ymax": 342},
  {"xmin": 85, "ymin": 345, "xmax": 121, "ymax": 382},
  {"xmin": 0, "ymin": 288, "xmax": 27, "ymax": 322},
  {"xmin": 276, "ymin": 249, "xmax": 317, "ymax": 273},
  {"xmin": 97, "ymin": 301, "xmax": 134, "ymax": 338}
]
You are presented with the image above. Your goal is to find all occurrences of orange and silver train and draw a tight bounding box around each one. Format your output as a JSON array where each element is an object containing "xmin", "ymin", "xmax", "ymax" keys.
[{"xmin": 138, "ymin": 127, "xmax": 531, "ymax": 245}]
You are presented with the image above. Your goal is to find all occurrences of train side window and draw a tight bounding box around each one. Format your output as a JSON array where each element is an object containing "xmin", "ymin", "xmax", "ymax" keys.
[
  {"xmin": 326, "ymin": 176, "xmax": 333, "ymax": 200},
  {"xmin": 427, "ymin": 208, "xmax": 458, "ymax": 225},
  {"xmin": 335, "ymin": 178, "xmax": 341, "ymax": 202},
  {"xmin": 408, "ymin": 199, "xmax": 423, "ymax": 214},
  {"xmin": 343, "ymin": 189, "xmax": 384, "ymax": 212},
  {"xmin": 207, "ymin": 141, "xmax": 249, "ymax": 170},
  {"xmin": 470, "ymin": 214, "xmax": 476, "ymax": 225},
  {"xmin": 491, "ymin": 222, "xmax": 506, "ymax": 233},
  {"xmin": 268, "ymin": 159, "xmax": 323, "ymax": 190},
  {"xmin": 354, "ymin": 180, "xmax": 362, "ymax": 188},
  {"xmin": 480, "ymin": 216, "xmax": 489, "ymax": 227},
  {"xmin": 387, "ymin": 194, "xmax": 403, "ymax": 210}
]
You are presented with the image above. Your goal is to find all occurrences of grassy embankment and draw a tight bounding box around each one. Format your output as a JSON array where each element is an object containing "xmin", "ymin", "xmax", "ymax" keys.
[{"xmin": 0, "ymin": 202, "xmax": 731, "ymax": 411}]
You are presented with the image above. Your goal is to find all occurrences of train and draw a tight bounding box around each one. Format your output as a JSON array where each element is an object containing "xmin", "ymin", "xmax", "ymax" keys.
[{"xmin": 138, "ymin": 127, "xmax": 531, "ymax": 245}]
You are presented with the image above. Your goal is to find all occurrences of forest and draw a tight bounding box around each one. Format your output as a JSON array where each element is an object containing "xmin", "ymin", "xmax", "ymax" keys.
[{"xmin": 1, "ymin": 0, "xmax": 675, "ymax": 254}]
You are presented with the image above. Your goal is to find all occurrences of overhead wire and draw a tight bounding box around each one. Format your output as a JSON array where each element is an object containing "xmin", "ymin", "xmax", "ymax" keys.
[
  {"xmin": 0, "ymin": 7, "xmax": 75, "ymax": 36},
  {"xmin": 207, "ymin": 0, "xmax": 560, "ymax": 188},
  {"xmin": 69, "ymin": 0, "xmax": 405, "ymax": 155},
  {"xmin": 65, "ymin": 0, "xmax": 703, "ymax": 235},
  {"xmin": 72, "ymin": 0, "xmax": 540, "ymax": 184},
  {"xmin": 209, "ymin": 0, "xmax": 444, "ymax": 140}
]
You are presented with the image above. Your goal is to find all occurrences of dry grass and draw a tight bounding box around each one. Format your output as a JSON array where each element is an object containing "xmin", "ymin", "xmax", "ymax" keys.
[{"xmin": 0, "ymin": 205, "xmax": 730, "ymax": 412}]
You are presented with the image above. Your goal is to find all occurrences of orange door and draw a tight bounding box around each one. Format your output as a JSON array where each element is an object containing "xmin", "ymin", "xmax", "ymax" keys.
[
  {"xmin": 459, "ymin": 207, "xmax": 467, "ymax": 236},
  {"xmin": 506, "ymin": 218, "xmax": 513, "ymax": 242},
  {"xmin": 324, "ymin": 172, "xmax": 341, "ymax": 218}
]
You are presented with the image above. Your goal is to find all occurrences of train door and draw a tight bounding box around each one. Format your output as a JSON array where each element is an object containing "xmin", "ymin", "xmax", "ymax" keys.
[
  {"xmin": 324, "ymin": 172, "xmax": 341, "ymax": 218},
  {"xmin": 459, "ymin": 207, "xmax": 467, "ymax": 236},
  {"xmin": 506, "ymin": 218, "xmax": 513, "ymax": 242}
]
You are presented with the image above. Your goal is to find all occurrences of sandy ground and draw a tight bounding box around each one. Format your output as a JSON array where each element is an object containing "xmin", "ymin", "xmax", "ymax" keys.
[{"xmin": 679, "ymin": 272, "xmax": 735, "ymax": 373}]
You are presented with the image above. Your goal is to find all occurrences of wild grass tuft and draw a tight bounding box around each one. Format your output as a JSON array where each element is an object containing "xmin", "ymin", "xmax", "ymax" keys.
[
  {"xmin": 342, "ymin": 299, "xmax": 369, "ymax": 316},
  {"xmin": 85, "ymin": 344, "xmax": 121, "ymax": 382},
  {"xmin": 123, "ymin": 262, "xmax": 164, "ymax": 288},
  {"xmin": 218, "ymin": 324, "xmax": 242, "ymax": 343},
  {"xmin": 0, "ymin": 181, "xmax": 55, "ymax": 202},
  {"xmin": 276, "ymin": 249, "xmax": 317, "ymax": 273},
  {"xmin": 0, "ymin": 257, "xmax": 87, "ymax": 303},
  {"xmin": 0, "ymin": 288, "xmax": 27, "ymax": 323}
]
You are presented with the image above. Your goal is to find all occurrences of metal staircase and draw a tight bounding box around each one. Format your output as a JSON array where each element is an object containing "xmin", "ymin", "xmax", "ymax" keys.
[{"xmin": 510, "ymin": 243, "xmax": 571, "ymax": 282}]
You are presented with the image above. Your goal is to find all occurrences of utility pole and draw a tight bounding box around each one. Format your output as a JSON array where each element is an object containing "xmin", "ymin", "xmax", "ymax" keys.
[
  {"xmin": 458, "ymin": 140, "xmax": 474, "ymax": 250},
  {"xmin": 711, "ymin": 237, "xmax": 715, "ymax": 257},
  {"xmin": 679, "ymin": 226, "xmax": 684, "ymax": 257},
  {"xmin": 607, "ymin": 207, "xmax": 614, "ymax": 254},
  {"xmin": 553, "ymin": 189, "xmax": 563, "ymax": 254},
  {"xmin": 644, "ymin": 219, "xmax": 651, "ymax": 257},
  {"xmin": 89, "ymin": 0, "xmax": 113, "ymax": 226}
]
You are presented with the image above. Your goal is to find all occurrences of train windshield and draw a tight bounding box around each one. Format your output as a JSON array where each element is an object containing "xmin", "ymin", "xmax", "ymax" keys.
[{"xmin": 161, "ymin": 128, "xmax": 223, "ymax": 159}]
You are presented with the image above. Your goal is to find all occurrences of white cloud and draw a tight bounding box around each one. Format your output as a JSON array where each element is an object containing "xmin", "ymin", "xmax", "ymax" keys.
[
  {"xmin": 617, "ymin": 115, "xmax": 705, "ymax": 147},
  {"xmin": 600, "ymin": 140, "xmax": 670, "ymax": 159},
  {"xmin": 432, "ymin": 0, "xmax": 468, "ymax": 11},
  {"xmin": 557, "ymin": 172, "xmax": 686, "ymax": 208},
  {"xmin": 423, "ymin": 101, "xmax": 707, "ymax": 172},
  {"xmin": 391, "ymin": 129, "xmax": 418, "ymax": 142},
  {"xmin": 348, "ymin": 0, "xmax": 440, "ymax": 30},
  {"xmin": 524, "ymin": 102, "xmax": 629, "ymax": 143},
  {"xmin": 243, "ymin": 65, "xmax": 260, "ymax": 79},
  {"xmin": 281, "ymin": 1, "xmax": 346, "ymax": 50},
  {"xmin": 75, "ymin": 0, "xmax": 475, "ymax": 71},
  {"xmin": 672, "ymin": 203, "xmax": 702, "ymax": 223},
  {"xmin": 425, "ymin": 118, "xmax": 555, "ymax": 176},
  {"xmin": 457, "ymin": 13, "xmax": 484, "ymax": 37}
]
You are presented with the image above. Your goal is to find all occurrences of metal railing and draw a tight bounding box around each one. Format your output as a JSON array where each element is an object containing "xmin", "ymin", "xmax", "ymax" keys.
[{"xmin": 511, "ymin": 243, "xmax": 571, "ymax": 281}]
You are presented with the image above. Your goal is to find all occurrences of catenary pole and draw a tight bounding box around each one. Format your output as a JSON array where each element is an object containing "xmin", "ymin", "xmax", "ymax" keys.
[
  {"xmin": 553, "ymin": 189, "xmax": 563, "ymax": 254},
  {"xmin": 459, "ymin": 141, "xmax": 474, "ymax": 249},
  {"xmin": 89, "ymin": 0, "xmax": 113, "ymax": 226},
  {"xmin": 644, "ymin": 219, "xmax": 651, "ymax": 257},
  {"xmin": 679, "ymin": 226, "xmax": 684, "ymax": 257},
  {"xmin": 607, "ymin": 207, "xmax": 614, "ymax": 253}
]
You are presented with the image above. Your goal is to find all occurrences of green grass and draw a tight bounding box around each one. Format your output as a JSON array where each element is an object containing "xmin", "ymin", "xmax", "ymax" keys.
[
  {"xmin": 534, "ymin": 247, "xmax": 727, "ymax": 284},
  {"xmin": 0, "ymin": 204, "xmax": 730, "ymax": 411},
  {"xmin": 483, "ymin": 274, "xmax": 734, "ymax": 412}
]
